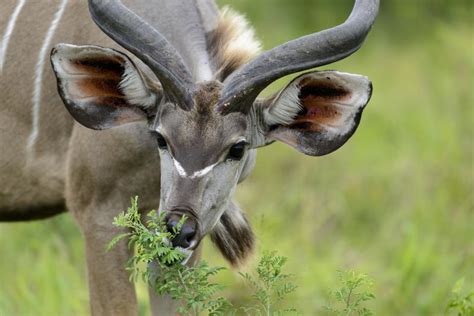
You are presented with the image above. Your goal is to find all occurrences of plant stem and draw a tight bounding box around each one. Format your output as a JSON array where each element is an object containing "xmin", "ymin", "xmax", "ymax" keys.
[
  {"xmin": 266, "ymin": 286, "xmax": 271, "ymax": 316},
  {"xmin": 177, "ymin": 269, "xmax": 199, "ymax": 316},
  {"xmin": 345, "ymin": 286, "xmax": 354, "ymax": 316}
]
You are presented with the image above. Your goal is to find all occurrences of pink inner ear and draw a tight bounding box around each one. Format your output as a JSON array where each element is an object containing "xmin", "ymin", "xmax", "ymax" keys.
[
  {"xmin": 289, "ymin": 77, "xmax": 353, "ymax": 131},
  {"xmin": 70, "ymin": 78, "xmax": 125, "ymax": 99},
  {"xmin": 62, "ymin": 55, "xmax": 127, "ymax": 100}
]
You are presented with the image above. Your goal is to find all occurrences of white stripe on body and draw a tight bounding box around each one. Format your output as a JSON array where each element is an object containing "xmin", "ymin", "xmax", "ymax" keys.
[
  {"xmin": 0, "ymin": 0, "xmax": 27, "ymax": 73},
  {"xmin": 27, "ymin": 0, "xmax": 69, "ymax": 154}
]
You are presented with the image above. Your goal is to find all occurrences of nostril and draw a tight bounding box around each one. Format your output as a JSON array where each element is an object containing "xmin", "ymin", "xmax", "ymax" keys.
[
  {"xmin": 182, "ymin": 226, "xmax": 196, "ymax": 243},
  {"xmin": 164, "ymin": 211, "xmax": 199, "ymax": 249},
  {"xmin": 185, "ymin": 234, "xmax": 195, "ymax": 244},
  {"xmin": 172, "ymin": 223, "xmax": 196, "ymax": 249},
  {"xmin": 166, "ymin": 220, "xmax": 178, "ymax": 233},
  {"xmin": 165, "ymin": 213, "xmax": 183, "ymax": 234}
]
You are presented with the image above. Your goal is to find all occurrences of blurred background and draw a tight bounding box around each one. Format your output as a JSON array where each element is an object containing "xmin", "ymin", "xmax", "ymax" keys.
[{"xmin": 0, "ymin": 0, "xmax": 472, "ymax": 314}]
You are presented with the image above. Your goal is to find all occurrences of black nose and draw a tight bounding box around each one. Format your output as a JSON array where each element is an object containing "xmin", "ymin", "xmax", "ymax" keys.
[{"xmin": 165, "ymin": 212, "xmax": 198, "ymax": 249}]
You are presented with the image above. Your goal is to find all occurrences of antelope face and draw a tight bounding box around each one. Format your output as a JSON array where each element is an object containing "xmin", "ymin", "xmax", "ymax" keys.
[{"xmin": 152, "ymin": 84, "xmax": 252, "ymax": 251}]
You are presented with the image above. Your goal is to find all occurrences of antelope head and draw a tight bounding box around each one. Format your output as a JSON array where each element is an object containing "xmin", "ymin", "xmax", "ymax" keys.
[{"xmin": 50, "ymin": 0, "xmax": 379, "ymax": 266}]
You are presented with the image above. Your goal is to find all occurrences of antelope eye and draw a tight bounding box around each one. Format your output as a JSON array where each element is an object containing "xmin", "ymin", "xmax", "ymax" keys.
[
  {"xmin": 227, "ymin": 141, "xmax": 247, "ymax": 161},
  {"xmin": 156, "ymin": 133, "xmax": 168, "ymax": 150}
]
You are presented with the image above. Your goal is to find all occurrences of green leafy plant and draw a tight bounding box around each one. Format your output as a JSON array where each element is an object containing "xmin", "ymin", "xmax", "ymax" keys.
[
  {"xmin": 238, "ymin": 251, "xmax": 298, "ymax": 316},
  {"xmin": 154, "ymin": 261, "xmax": 230, "ymax": 316},
  {"xmin": 108, "ymin": 197, "xmax": 229, "ymax": 315},
  {"xmin": 324, "ymin": 270, "xmax": 376, "ymax": 316},
  {"xmin": 155, "ymin": 251, "xmax": 300, "ymax": 316},
  {"xmin": 107, "ymin": 197, "xmax": 187, "ymax": 273},
  {"xmin": 108, "ymin": 198, "xmax": 302, "ymax": 315},
  {"xmin": 445, "ymin": 278, "xmax": 474, "ymax": 316}
]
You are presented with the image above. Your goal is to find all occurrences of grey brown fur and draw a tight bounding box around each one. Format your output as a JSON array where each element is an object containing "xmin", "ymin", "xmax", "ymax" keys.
[
  {"xmin": 0, "ymin": 1, "xmax": 264, "ymax": 314},
  {"xmin": 0, "ymin": 0, "xmax": 378, "ymax": 315}
]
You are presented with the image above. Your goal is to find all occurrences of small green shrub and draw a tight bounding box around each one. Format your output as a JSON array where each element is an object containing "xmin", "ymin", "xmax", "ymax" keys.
[
  {"xmin": 324, "ymin": 270, "xmax": 376, "ymax": 316},
  {"xmin": 445, "ymin": 278, "xmax": 474, "ymax": 316},
  {"xmin": 108, "ymin": 197, "xmax": 228, "ymax": 315},
  {"xmin": 155, "ymin": 262, "xmax": 229, "ymax": 316},
  {"xmin": 107, "ymin": 197, "xmax": 298, "ymax": 315},
  {"xmin": 238, "ymin": 251, "xmax": 298, "ymax": 315},
  {"xmin": 107, "ymin": 197, "xmax": 187, "ymax": 270}
]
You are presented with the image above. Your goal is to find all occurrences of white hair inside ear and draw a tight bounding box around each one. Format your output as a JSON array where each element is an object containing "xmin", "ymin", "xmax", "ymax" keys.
[
  {"xmin": 263, "ymin": 81, "xmax": 302, "ymax": 126},
  {"xmin": 119, "ymin": 64, "xmax": 157, "ymax": 109}
]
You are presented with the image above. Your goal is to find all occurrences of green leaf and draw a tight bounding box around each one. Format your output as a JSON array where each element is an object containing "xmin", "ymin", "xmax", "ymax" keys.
[{"xmin": 106, "ymin": 232, "xmax": 131, "ymax": 251}]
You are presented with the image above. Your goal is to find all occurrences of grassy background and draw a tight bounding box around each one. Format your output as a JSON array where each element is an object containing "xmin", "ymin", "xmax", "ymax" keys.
[{"xmin": 0, "ymin": 0, "xmax": 472, "ymax": 315}]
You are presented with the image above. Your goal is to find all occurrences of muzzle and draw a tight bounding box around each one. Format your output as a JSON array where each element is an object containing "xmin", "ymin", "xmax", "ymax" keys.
[{"xmin": 164, "ymin": 208, "xmax": 201, "ymax": 250}]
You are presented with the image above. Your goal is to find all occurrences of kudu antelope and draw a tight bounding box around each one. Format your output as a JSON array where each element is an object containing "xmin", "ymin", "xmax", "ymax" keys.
[{"xmin": 0, "ymin": 0, "xmax": 379, "ymax": 314}]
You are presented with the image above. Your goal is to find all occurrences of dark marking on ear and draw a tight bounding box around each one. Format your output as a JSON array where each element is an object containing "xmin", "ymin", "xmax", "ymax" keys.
[
  {"xmin": 288, "ymin": 121, "xmax": 314, "ymax": 131},
  {"xmin": 210, "ymin": 210, "xmax": 255, "ymax": 267},
  {"xmin": 72, "ymin": 56, "xmax": 125, "ymax": 75},
  {"xmin": 89, "ymin": 96, "xmax": 128, "ymax": 108},
  {"xmin": 299, "ymin": 82, "xmax": 350, "ymax": 100}
]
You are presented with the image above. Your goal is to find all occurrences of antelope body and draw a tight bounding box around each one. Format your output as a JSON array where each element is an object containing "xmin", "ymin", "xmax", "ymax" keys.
[{"xmin": 0, "ymin": 0, "xmax": 379, "ymax": 315}]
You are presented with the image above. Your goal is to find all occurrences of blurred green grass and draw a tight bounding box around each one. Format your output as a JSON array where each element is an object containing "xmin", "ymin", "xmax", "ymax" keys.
[{"xmin": 0, "ymin": 0, "xmax": 472, "ymax": 315}]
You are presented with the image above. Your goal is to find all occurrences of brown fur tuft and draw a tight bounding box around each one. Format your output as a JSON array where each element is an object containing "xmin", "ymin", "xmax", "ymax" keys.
[
  {"xmin": 207, "ymin": 7, "xmax": 261, "ymax": 81},
  {"xmin": 193, "ymin": 80, "xmax": 222, "ymax": 113},
  {"xmin": 210, "ymin": 208, "xmax": 255, "ymax": 267}
]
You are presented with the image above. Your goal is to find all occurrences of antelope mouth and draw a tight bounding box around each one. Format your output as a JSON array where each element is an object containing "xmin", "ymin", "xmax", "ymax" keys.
[{"xmin": 176, "ymin": 246, "xmax": 194, "ymax": 265}]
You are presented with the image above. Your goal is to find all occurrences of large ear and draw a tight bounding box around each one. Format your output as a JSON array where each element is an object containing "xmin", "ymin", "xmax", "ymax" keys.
[
  {"xmin": 50, "ymin": 44, "xmax": 162, "ymax": 130},
  {"xmin": 260, "ymin": 71, "xmax": 372, "ymax": 156}
]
